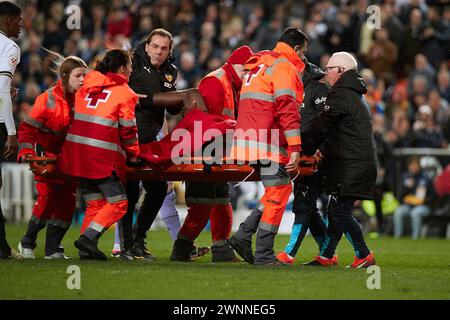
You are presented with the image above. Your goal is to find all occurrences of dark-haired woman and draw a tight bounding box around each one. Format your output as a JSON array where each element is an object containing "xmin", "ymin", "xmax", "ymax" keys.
[
  {"xmin": 59, "ymin": 49, "xmax": 140, "ymax": 260},
  {"xmin": 17, "ymin": 56, "xmax": 87, "ymax": 259}
]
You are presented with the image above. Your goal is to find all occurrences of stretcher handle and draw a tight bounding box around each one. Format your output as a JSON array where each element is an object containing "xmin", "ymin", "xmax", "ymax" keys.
[{"xmin": 21, "ymin": 156, "xmax": 57, "ymax": 165}]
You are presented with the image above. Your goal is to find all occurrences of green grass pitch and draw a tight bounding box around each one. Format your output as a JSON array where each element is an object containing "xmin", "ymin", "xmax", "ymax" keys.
[{"xmin": 1, "ymin": 224, "xmax": 449, "ymax": 300}]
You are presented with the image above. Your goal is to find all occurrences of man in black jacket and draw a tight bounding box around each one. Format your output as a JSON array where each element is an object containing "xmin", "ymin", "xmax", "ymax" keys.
[
  {"xmin": 276, "ymin": 59, "xmax": 332, "ymax": 264},
  {"xmin": 307, "ymin": 52, "xmax": 377, "ymax": 268},
  {"xmin": 118, "ymin": 28, "xmax": 206, "ymax": 261}
]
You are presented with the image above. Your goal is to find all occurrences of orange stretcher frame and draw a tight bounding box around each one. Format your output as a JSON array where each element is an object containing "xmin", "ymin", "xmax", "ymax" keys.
[{"xmin": 23, "ymin": 156, "xmax": 318, "ymax": 182}]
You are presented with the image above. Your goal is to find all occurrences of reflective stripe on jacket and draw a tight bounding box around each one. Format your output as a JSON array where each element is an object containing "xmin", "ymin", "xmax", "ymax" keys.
[
  {"xmin": 231, "ymin": 42, "xmax": 304, "ymax": 164},
  {"xmin": 18, "ymin": 80, "xmax": 73, "ymax": 160},
  {"xmin": 201, "ymin": 67, "xmax": 236, "ymax": 120},
  {"xmin": 58, "ymin": 71, "xmax": 139, "ymax": 182}
]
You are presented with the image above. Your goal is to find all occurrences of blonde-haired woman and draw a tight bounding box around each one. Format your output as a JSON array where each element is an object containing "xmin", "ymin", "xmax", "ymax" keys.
[{"xmin": 17, "ymin": 55, "xmax": 87, "ymax": 259}]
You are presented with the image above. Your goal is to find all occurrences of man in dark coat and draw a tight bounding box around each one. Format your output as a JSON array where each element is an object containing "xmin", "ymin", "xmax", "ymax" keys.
[
  {"xmin": 119, "ymin": 28, "xmax": 207, "ymax": 261},
  {"xmin": 308, "ymin": 52, "xmax": 377, "ymax": 268},
  {"xmin": 276, "ymin": 59, "xmax": 332, "ymax": 264},
  {"xmin": 117, "ymin": 28, "xmax": 178, "ymax": 261}
]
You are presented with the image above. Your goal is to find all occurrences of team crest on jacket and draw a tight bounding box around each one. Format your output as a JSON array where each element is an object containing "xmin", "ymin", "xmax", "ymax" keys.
[{"xmin": 165, "ymin": 73, "xmax": 173, "ymax": 82}]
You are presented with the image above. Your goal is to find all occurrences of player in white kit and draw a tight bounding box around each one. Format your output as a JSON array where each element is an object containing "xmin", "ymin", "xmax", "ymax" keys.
[{"xmin": 0, "ymin": 1, "xmax": 22, "ymax": 259}]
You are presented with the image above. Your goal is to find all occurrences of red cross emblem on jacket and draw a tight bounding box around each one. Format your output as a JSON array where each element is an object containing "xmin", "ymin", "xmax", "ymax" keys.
[{"xmin": 85, "ymin": 89, "xmax": 112, "ymax": 108}]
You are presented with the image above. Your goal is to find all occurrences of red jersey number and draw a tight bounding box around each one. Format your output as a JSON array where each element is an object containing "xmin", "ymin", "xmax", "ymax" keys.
[{"xmin": 243, "ymin": 64, "xmax": 264, "ymax": 87}]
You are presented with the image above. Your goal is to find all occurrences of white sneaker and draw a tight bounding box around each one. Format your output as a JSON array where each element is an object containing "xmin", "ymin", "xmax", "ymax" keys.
[
  {"xmin": 44, "ymin": 252, "xmax": 70, "ymax": 260},
  {"xmin": 18, "ymin": 242, "xmax": 36, "ymax": 259}
]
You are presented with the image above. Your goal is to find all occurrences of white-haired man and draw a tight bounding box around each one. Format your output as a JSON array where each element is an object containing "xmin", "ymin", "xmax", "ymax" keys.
[{"xmin": 307, "ymin": 52, "xmax": 377, "ymax": 268}]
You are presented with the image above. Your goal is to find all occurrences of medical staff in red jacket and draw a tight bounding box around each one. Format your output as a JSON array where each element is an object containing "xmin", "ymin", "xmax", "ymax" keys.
[
  {"xmin": 59, "ymin": 49, "xmax": 140, "ymax": 260},
  {"xmin": 18, "ymin": 56, "xmax": 87, "ymax": 259},
  {"xmin": 228, "ymin": 28, "xmax": 306, "ymax": 266},
  {"xmin": 170, "ymin": 46, "xmax": 254, "ymax": 262}
]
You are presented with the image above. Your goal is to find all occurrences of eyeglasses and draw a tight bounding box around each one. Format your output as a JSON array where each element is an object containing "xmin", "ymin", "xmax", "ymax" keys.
[{"xmin": 325, "ymin": 66, "xmax": 343, "ymax": 73}]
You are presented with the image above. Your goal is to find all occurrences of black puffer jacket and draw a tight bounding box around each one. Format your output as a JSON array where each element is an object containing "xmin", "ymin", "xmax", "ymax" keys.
[
  {"xmin": 129, "ymin": 42, "xmax": 178, "ymax": 144},
  {"xmin": 300, "ymin": 61, "xmax": 330, "ymax": 155},
  {"xmin": 311, "ymin": 69, "xmax": 377, "ymax": 200}
]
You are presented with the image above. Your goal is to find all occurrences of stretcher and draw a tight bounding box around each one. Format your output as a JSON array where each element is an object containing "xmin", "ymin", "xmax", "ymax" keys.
[{"xmin": 24, "ymin": 156, "xmax": 318, "ymax": 182}]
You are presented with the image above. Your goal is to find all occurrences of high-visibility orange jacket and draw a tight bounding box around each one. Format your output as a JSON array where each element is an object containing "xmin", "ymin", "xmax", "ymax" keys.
[
  {"xmin": 17, "ymin": 80, "xmax": 74, "ymax": 183},
  {"xmin": 17, "ymin": 80, "xmax": 73, "ymax": 159},
  {"xmin": 58, "ymin": 71, "xmax": 139, "ymax": 182},
  {"xmin": 198, "ymin": 62, "xmax": 241, "ymax": 120},
  {"xmin": 232, "ymin": 42, "xmax": 304, "ymax": 164}
]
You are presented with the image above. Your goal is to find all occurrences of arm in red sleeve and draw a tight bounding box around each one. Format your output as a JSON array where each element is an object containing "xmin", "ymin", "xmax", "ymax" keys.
[
  {"xmin": 198, "ymin": 77, "xmax": 225, "ymax": 116},
  {"xmin": 17, "ymin": 122, "xmax": 39, "ymax": 161}
]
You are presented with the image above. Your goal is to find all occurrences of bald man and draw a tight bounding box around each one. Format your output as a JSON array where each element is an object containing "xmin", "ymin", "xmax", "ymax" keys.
[{"xmin": 307, "ymin": 52, "xmax": 377, "ymax": 268}]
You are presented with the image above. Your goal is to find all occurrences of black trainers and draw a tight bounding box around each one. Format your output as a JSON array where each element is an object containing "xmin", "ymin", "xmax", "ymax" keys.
[
  {"xmin": 74, "ymin": 235, "xmax": 107, "ymax": 261},
  {"xmin": 79, "ymin": 249, "xmax": 94, "ymax": 260},
  {"xmin": 191, "ymin": 243, "xmax": 210, "ymax": 259},
  {"xmin": 79, "ymin": 255, "xmax": 96, "ymax": 261},
  {"xmin": 119, "ymin": 248, "xmax": 147, "ymax": 261},
  {"xmin": 302, "ymin": 255, "xmax": 337, "ymax": 267},
  {"xmin": 134, "ymin": 241, "xmax": 156, "ymax": 261},
  {"xmin": 211, "ymin": 243, "xmax": 240, "ymax": 262},
  {"xmin": 227, "ymin": 236, "xmax": 254, "ymax": 264},
  {"xmin": 170, "ymin": 238, "xmax": 194, "ymax": 262}
]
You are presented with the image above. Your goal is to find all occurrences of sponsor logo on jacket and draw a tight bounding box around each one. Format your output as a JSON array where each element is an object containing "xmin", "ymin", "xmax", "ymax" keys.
[{"xmin": 315, "ymin": 96, "xmax": 327, "ymax": 105}]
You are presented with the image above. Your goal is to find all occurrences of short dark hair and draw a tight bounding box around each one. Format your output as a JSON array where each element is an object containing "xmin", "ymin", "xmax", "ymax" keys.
[
  {"xmin": 278, "ymin": 27, "xmax": 309, "ymax": 49},
  {"xmin": 0, "ymin": 1, "xmax": 21, "ymax": 17}
]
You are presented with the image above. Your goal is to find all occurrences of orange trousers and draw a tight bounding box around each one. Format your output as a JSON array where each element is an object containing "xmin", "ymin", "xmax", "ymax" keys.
[
  {"xmin": 79, "ymin": 173, "xmax": 128, "ymax": 237},
  {"xmin": 81, "ymin": 198, "xmax": 128, "ymax": 235},
  {"xmin": 259, "ymin": 183, "xmax": 292, "ymax": 230}
]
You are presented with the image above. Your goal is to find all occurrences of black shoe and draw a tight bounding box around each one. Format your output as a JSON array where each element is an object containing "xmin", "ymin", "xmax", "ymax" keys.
[
  {"xmin": 74, "ymin": 236, "xmax": 107, "ymax": 261},
  {"xmin": 211, "ymin": 243, "xmax": 240, "ymax": 263},
  {"xmin": 302, "ymin": 255, "xmax": 337, "ymax": 267},
  {"xmin": 254, "ymin": 259, "xmax": 288, "ymax": 267},
  {"xmin": 170, "ymin": 238, "xmax": 194, "ymax": 262},
  {"xmin": 79, "ymin": 255, "xmax": 96, "ymax": 261},
  {"xmin": 119, "ymin": 248, "xmax": 147, "ymax": 261},
  {"xmin": 303, "ymin": 259, "xmax": 322, "ymax": 266},
  {"xmin": 134, "ymin": 241, "xmax": 156, "ymax": 261},
  {"xmin": 227, "ymin": 236, "xmax": 254, "ymax": 264}
]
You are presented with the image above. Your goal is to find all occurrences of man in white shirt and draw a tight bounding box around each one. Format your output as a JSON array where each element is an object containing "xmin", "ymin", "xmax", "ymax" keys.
[{"xmin": 0, "ymin": 0, "xmax": 21, "ymax": 259}]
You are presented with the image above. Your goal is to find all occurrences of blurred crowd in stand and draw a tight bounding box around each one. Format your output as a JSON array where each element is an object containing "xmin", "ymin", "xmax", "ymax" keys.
[{"xmin": 8, "ymin": 0, "xmax": 450, "ymax": 238}]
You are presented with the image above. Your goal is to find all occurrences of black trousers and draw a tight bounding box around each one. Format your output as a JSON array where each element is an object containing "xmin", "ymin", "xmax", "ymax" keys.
[
  {"xmin": 119, "ymin": 179, "xmax": 167, "ymax": 250},
  {"xmin": 0, "ymin": 123, "xmax": 11, "ymax": 253},
  {"xmin": 285, "ymin": 173, "xmax": 327, "ymax": 256},
  {"xmin": 320, "ymin": 196, "xmax": 370, "ymax": 259}
]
